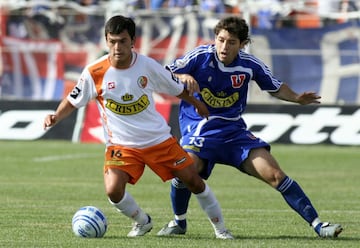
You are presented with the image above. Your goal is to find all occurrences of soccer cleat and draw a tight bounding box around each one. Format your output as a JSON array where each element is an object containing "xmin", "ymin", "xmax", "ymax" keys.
[
  {"xmin": 316, "ymin": 222, "xmax": 343, "ymax": 238},
  {"xmin": 127, "ymin": 215, "xmax": 153, "ymax": 237},
  {"xmin": 157, "ymin": 220, "xmax": 186, "ymax": 236},
  {"xmin": 215, "ymin": 229, "xmax": 234, "ymax": 239}
]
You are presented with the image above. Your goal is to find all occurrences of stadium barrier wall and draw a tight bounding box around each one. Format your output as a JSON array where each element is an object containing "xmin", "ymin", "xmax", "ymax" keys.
[
  {"xmin": 0, "ymin": 100, "xmax": 78, "ymax": 141},
  {"xmin": 0, "ymin": 100, "xmax": 359, "ymax": 146}
]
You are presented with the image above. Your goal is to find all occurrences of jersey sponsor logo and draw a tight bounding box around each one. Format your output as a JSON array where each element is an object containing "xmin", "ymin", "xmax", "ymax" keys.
[
  {"xmin": 105, "ymin": 95, "xmax": 150, "ymax": 115},
  {"xmin": 70, "ymin": 86, "xmax": 81, "ymax": 99},
  {"xmin": 121, "ymin": 93, "xmax": 134, "ymax": 101},
  {"xmin": 201, "ymin": 88, "xmax": 239, "ymax": 108},
  {"xmin": 137, "ymin": 76, "xmax": 148, "ymax": 88},
  {"xmin": 105, "ymin": 160, "xmax": 125, "ymax": 166}
]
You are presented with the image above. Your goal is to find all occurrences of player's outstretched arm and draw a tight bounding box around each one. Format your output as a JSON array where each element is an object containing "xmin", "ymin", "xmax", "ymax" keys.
[
  {"xmin": 43, "ymin": 98, "xmax": 76, "ymax": 129},
  {"xmin": 270, "ymin": 83, "xmax": 321, "ymax": 105}
]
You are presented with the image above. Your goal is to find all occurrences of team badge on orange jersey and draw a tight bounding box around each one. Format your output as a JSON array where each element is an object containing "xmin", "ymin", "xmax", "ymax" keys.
[
  {"xmin": 108, "ymin": 82, "xmax": 115, "ymax": 89},
  {"xmin": 137, "ymin": 76, "xmax": 148, "ymax": 88}
]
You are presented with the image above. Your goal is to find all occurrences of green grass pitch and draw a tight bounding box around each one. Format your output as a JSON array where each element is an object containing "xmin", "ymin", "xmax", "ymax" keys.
[{"xmin": 0, "ymin": 140, "xmax": 359, "ymax": 248}]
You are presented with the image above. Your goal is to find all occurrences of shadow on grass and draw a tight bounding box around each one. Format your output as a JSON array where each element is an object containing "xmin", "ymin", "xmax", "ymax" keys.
[
  {"xmin": 235, "ymin": 235, "xmax": 359, "ymax": 242},
  {"xmin": 103, "ymin": 234, "xmax": 359, "ymax": 242}
]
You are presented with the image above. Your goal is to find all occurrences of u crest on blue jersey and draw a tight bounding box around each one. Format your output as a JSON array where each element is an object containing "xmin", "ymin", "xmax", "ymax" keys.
[{"xmin": 231, "ymin": 74, "xmax": 246, "ymax": 88}]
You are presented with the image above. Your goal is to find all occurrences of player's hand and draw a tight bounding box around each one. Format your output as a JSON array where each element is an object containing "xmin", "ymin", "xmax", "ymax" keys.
[
  {"xmin": 176, "ymin": 74, "xmax": 200, "ymax": 95},
  {"xmin": 296, "ymin": 92, "xmax": 321, "ymax": 105},
  {"xmin": 193, "ymin": 99, "xmax": 209, "ymax": 118},
  {"xmin": 43, "ymin": 114, "xmax": 57, "ymax": 130}
]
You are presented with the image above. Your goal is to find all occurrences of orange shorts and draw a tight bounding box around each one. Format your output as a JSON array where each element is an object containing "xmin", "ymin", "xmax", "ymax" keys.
[{"xmin": 104, "ymin": 137, "xmax": 194, "ymax": 184}]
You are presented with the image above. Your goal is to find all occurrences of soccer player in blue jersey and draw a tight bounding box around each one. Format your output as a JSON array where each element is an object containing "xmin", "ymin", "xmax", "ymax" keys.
[{"xmin": 157, "ymin": 16, "xmax": 343, "ymax": 239}]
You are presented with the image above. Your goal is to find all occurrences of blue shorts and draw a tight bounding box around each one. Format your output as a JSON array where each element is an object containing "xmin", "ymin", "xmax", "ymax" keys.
[{"xmin": 180, "ymin": 116, "xmax": 270, "ymax": 179}]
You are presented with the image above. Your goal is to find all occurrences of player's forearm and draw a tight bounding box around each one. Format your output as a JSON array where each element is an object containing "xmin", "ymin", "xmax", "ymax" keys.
[
  {"xmin": 270, "ymin": 83, "xmax": 299, "ymax": 103},
  {"xmin": 271, "ymin": 83, "xmax": 321, "ymax": 105},
  {"xmin": 177, "ymin": 89, "xmax": 209, "ymax": 118},
  {"xmin": 44, "ymin": 98, "xmax": 76, "ymax": 129},
  {"xmin": 54, "ymin": 98, "xmax": 76, "ymax": 122},
  {"xmin": 177, "ymin": 88, "xmax": 195, "ymax": 103}
]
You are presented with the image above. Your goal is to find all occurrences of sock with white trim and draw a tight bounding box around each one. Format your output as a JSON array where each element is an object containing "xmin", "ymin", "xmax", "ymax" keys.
[
  {"xmin": 171, "ymin": 178, "xmax": 191, "ymax": 229},
  {"xmin": 195, "ymin": 184, "xmax": 226, "ymax": 233},
  {"xmin": 277, "ymin": 176, "xmax": 319, "ymax": 225}
]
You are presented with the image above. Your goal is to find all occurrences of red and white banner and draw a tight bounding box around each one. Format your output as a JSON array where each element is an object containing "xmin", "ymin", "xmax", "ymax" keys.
[{"xmin": 1, "ymin": 37, "xmax": 65, "ymax": 100}]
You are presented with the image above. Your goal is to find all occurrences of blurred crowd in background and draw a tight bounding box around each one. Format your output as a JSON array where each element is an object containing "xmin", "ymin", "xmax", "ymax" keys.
[
  {"xmin": 2, "ymin": 0, "xmax": 360, "ymax": 39},
  {"xmin": 1, "ymin": 0, "xmax": 360, "ymax": 102}
]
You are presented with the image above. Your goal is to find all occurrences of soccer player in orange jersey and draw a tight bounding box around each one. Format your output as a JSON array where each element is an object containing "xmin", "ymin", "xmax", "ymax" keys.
[{"xmin": 43, "ymin": 15, "xmax": 232, "ymax": 239}]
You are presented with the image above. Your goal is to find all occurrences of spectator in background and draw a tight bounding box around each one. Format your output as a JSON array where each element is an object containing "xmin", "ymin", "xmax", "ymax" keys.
[
  {"xmin": 6, "ymin": 4, "xmax": 65, "ymax": 40},
  {"xmin": 61, "ymin": 0, "xmax": 104, "ymax": 44},
  {"xmin": 152, "ymin": 0, "xmax": 225, "ymax": 13},
  {"xmin": 318, "ymin": 0, "xmax": 359, "ymax": 26},
  {"xmin": 168, "ymin": 0, "xmax": 196, "ymax": 10},
  {"xmin": 199, "ymin": 0, "xmax": 225, "ymax": 13},
  {"xmin": 337, "ymin": 0, "xmax": 359, "ymax": 24},
  {"xmin": 6, "ymin": 7, "xmax": 29, "ymax": 39},
  {"xmin": 150, "ymin": 0, "xmax": 167, "ymax": 9},
  {"xmin": 127, "ymin": 0, "xmax": 148, "ymax": 10},
  {"xmin": 27, "ymin": 5, "xmax": 65, "ymax": 40},
  {"xmin": 278, "ymin": 0, "xmax": 321, "ymax": 28},
  {"xmin": 77, "ymin": 0, "xmax": 98, "ymax": 5},
  {"xmin": 243, "ymin": 0, "xmax": 283, "ymax": 29}
]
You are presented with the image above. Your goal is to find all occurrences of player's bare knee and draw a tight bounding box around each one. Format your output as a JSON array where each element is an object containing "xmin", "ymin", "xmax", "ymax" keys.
[
  {"xmin": 271, "ymin": 170, "xmax": 286, "ymax": 188},
  {"xmin": 104, "ymin": 182, "xmax": 125, "ymax": 203},
  {"xmin": 188, "ymin": 154, "xmax": 204, "ymax": 172},
  {"xmin": 183, "ymin": 175, "xmax": 205, "ymax": 194}
]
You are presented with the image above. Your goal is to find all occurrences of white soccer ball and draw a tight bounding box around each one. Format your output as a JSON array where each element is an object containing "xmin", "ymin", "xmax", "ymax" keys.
[{"xmin": 72, "ymin": 206, "xmax": 108, "ymax": 238}]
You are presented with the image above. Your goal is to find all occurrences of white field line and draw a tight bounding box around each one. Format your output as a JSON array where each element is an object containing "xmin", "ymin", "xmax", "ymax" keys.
[{"xmin": 33, "ymin": 153, "xmax": 100, "ymax": 162}]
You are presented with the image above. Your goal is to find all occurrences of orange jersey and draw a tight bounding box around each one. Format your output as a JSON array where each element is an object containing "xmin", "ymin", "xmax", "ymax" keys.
[{"xmin": 67, "ymin": 53, "xmax": 184, "ymax": 148}]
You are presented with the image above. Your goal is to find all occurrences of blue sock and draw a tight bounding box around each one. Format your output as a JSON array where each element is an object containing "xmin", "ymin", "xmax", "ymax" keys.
[
  {"xmin": 277, "ymin": 176, "xmax": 319, "ymax": 225},
  {"xmin": 170, "ymin": 178, "xmax": 191, "ymax": 229}
]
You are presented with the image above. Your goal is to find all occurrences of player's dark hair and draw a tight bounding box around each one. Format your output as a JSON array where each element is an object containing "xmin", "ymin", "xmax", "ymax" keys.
[
  {"xmin": 104, "ymin": 15, "xmax": 136, "ymax": 40},
  {"xmin": 214, "ymin": 17, "xmax": 251, "ymax": 44}
]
